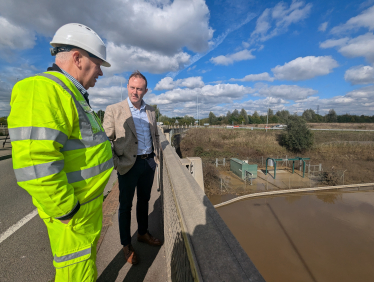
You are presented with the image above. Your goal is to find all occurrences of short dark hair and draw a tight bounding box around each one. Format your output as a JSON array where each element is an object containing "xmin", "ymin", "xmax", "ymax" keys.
[{"xmin": 128, "ymin": 70, "xmax": 147, "ymax": 89}]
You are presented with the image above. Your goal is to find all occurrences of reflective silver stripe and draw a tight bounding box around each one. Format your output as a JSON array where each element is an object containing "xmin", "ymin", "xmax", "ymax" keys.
[
  {"xmin": 66, "ymin": 158, "xmax": 113, "ymax": 184},
  {"xmin": 14, "ymin": 160, "xmax": 64, "ymax": 182},
  {"xmin": 61, "ymin": 131, "xmax": 108, "ymax": 152},
  {"xmin": 54, "ymin": 246, "xmax": 91, "ymax": 263},
  {"xmin": 9, "ymin": 127, "xmax": 68, "ymax": 146}
]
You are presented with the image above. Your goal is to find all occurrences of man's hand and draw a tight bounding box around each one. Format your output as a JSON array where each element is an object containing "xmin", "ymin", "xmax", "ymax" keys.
[{"xmin": 60, "ymin": 219, "xmax": 71, "ymax": 224}]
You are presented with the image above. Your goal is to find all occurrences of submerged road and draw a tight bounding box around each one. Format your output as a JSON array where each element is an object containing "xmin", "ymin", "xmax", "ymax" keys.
[{"xmin": 0, "ymin": 158, "xmax": 55, "ymax": 282}]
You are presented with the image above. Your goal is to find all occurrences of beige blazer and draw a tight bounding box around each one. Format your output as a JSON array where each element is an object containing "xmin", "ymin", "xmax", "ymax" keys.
[{"xmin": 103, "ymin": 99, "xmax": 160, "ymax": 175}]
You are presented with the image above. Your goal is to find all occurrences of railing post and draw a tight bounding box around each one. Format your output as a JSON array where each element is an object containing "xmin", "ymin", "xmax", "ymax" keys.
[
  {"xmin": 303, "ymin": 160, "xmax": 306, "ymax": 178},
  {"xmin": 265, "ymin": 158, "xmax": 268, "ymax": 175}
]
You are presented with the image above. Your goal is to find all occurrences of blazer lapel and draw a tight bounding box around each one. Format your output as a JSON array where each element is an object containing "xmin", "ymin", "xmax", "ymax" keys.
[{"xmin": 122, "ymin": 99, "xmax": 137, "ymax": 138}]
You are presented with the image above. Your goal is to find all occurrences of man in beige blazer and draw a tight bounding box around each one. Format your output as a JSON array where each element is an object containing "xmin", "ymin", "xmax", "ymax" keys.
[{"xmin": 103, "ymin": 71, "xmax": 162, "ymax": 265}]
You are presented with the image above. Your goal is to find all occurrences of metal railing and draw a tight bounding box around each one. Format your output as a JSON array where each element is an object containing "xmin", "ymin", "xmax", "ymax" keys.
[{"xmin": 158, "ymin": 128, "xmax": 265, "ymax": 282}]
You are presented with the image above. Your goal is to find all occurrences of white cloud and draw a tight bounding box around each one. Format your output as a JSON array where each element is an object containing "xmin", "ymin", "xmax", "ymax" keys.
[
  {"xmin": 231, "ymin": 72, "xmax": 275, "ymax": 82},
  {"xmin": 360, "ymin": 0, "xmax": 374, "ymax": 10},
  {"xmin": 346, "ymin": 85, "xmax": 374, "ymax": 98},
  {"xmin": 210, "ymin": 49, "xmax": 255, "ymax": 66},
  {"xmin": 271, "ymin": 56, "xmax": 339, "ymax": 81},
  {"xmin": 242, "ymin": 42, "xmax": 250, "ymax": 48},
  {"xmin": 0, "ymin": 0, "xmax": 213, "ymax": 56},
  {"xmin": 0, "ymin": 17, "xmax": 36, "ymax": 53},
  {"xmin": 104, "ymin": 42, "xmax": 190, "ymax": 75},
  {"xmin": 89, "ymin": 86, "xmax": 128, "ymax": 110},
  {"xmin": 187, "ymin": 65, "xmax": 196, "ymax": 72},
  {"xmin": 321, "ymin": 33, "xmax": 374, "ymax": 64},
  {"xmin": 319, "ymin": 37, "xmax": 349, "ymax": 48},
  {"xmin": 331, "ymin": 5, "xmax": 374, "ymax": 34},
  {"xmin": 146, "ymin": 84, "xmax": 374, "ymax": 118},
  {"xmin": 338, "ymin": 33, "xmax": 374, "ymax": 63},
  {"xmin": 292, "ymin": 85, "xmax": 374, "ymax": 115},
  {"xmin": 344, "ymin": 65, "xmax": 374, "ymax": 85},
  {"xmin": 95, "ymin": 76, "xmax": 127, "ymax": 88},
  {"xmin": 250, "ymin": 1, "xmax": 312, "ymax": 44},
  {"xmin": 147, "ymin": 83, "xmax": 254, "ymax": 106},
  {"xmin": 256, "ymin": 84, "xmax": 318, "ymax": 100},
  {"xmin": 155, "ymin": 76, "xmax": 204, "ymax": 90},
  {"xmin": 319, "ymin": 21, "xmax": 328, "ymax": 32}
]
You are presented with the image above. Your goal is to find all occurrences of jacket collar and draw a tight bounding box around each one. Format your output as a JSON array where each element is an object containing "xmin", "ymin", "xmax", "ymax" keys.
[{"xmin": 46, "ymin": 63, "xmax": 90, "ymax": 106}]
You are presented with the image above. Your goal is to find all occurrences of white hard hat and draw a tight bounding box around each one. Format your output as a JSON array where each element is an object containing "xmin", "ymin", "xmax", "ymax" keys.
[{"xmin": 50, "ymin": 23, "xmax": 110, "ymax": 67}]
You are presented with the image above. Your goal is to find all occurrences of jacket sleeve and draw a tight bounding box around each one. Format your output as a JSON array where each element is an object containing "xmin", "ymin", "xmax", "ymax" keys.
[
  {"xmin": 103, "ymin": 105, "xmax": 119, "ymax": 168},
  {"xmin": 8, "ymin": 77, "xmax": 80, "ymax": 219},
  {"xmin": 103, "ymin": 105, "xmax": 116, "ymax": 141}
]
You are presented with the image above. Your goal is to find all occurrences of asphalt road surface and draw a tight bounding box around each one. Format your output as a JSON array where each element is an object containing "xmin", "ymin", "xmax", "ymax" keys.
[{"xmin": 0, "ymin": 158, "xmax": 55, "ymax": 282}]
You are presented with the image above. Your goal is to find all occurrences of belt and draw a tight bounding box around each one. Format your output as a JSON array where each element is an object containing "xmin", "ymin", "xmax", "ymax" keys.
[{"xmin": 137, "ymin": 152, "xmax": 154, "ymax": 159}]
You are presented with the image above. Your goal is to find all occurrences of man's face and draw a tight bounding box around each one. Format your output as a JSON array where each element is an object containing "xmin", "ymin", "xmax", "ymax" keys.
[
  {"xmin": 80, "ymin": 52, "xmax": 103, "ymax": 90},
  {"xmin": 127, "ymin": 77, "xmax": 148, "ymax": 107}
]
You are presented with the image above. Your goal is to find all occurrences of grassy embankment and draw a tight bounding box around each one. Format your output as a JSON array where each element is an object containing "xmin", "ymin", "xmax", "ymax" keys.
[{"xmin": 179, "ymin": 127, "xmax": 374, "ymax": 195}]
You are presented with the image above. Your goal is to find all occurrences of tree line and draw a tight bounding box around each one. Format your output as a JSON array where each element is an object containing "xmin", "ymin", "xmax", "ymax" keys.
[
  {"xmin": 202, "ymin": 108, "xmax": 374, "ymax": 125},
  {"xmin": 1, "ymin": 107, "xmax": 373, "ymax": 127}
]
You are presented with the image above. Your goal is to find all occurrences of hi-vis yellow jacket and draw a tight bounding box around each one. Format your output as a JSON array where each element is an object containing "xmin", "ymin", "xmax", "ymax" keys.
[{"xmin": 8, "ymin": 71, "xmax": 113, "ymax": 220}]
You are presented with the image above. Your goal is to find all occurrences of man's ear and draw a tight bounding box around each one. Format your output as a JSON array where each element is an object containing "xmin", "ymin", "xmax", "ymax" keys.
[
  {"xmin": 72, "ymin": 50, "xmax": 82, "ymax": 68},
  {"xmin": 144, "ymin": 88, "xmax": 148, "ymax": 95}
]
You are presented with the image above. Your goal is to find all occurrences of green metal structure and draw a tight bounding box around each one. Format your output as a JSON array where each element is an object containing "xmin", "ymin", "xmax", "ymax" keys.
[
  {"xmin": 265, "ymin": 157, "xmax": 310, "ymax": 179},
  {"xmin": 230, "ymin": 158, "xmax": 258, "ymax": 181}
]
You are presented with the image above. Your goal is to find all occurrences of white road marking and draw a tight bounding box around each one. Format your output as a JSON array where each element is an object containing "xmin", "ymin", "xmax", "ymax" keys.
[{"xmin": 0, "ymin": 209, "xmax": 38, "ymax": 244}]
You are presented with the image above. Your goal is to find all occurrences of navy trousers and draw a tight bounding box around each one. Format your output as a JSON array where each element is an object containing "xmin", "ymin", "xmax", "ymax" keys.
[{"xmin": 117, "ymin": 155, "xmax": 156, "ymax": 246}]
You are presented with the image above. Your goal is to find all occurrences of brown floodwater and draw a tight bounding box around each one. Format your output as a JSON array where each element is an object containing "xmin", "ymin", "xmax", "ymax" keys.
[{"xmin": 216, "ymin": 190, "xmax": 374, "ymax": 282}]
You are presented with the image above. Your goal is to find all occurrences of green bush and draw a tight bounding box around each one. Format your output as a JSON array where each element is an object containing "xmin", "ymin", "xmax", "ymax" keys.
[
  {"xmin": 280, "ymin": 116, "xmax": 314, "ymax": 153},
  {"xmin": 194, "ymin": 146, "xmax": 204, "ymax": 157}
]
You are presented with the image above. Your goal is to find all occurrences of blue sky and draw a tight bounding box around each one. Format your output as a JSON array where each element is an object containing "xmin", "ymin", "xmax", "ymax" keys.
[{"xmin": 1, "ymin": 0, "xmax": 374, "ymax": 118}]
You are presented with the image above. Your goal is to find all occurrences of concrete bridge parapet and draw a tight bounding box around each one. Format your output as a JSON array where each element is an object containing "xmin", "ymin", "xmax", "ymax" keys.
[{"xmin": 158, "ymin": 128, "xmax": 265, "ymax": 282}]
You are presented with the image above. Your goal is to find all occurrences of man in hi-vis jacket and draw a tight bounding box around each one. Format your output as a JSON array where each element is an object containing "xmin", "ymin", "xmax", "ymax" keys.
[{"xmin": 8, "ymin": 23, "xmax": 113, "ymax": 281}]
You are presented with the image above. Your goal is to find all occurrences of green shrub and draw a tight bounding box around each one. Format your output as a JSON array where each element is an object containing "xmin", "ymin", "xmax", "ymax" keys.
[
  {"xmin": 194, "ymin": 146, "xmax": 204, "ymax": 157},
  {"xmin": 280, "ymin": 116, "xmax": 314, "ymax": 153}
]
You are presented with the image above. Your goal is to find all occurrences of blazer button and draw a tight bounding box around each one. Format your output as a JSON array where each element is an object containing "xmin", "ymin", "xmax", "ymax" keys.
[
  {"xmin": 133, "ymin": 155, "xmax": 136, "ymax": 157},
  {"xmin": 135, "ymin": 142, "xmax": 138, "ymax": 144}
]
